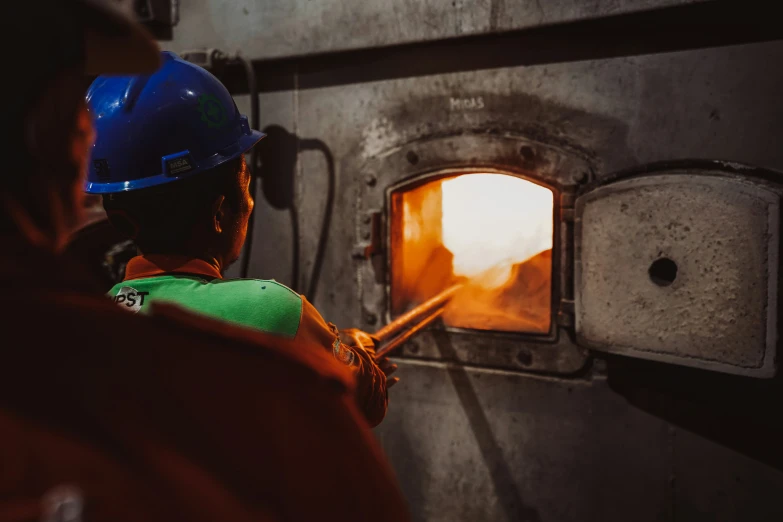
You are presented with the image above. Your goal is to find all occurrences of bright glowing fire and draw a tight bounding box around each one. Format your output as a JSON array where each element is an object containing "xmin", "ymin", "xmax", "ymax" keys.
[
  {"xmin": 390, "ymin": 172, "xmax": 554, "ymax": 333},
  {"xmin": 442, "ymin": 174, "xmax": 553, "ymax": 287}
]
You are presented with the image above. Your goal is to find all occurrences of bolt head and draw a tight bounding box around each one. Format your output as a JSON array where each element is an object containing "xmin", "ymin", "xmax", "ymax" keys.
[
  {"xmin": 516, "ymin": 349, "xmax": 533, "ymax": 366},
  {"xmin": 519, "ymin": 146, "xmax": 536, "ymax": 161},
  {"xmin": 573, "ymin": 172, "xmax": 589, "ymax": 184}
]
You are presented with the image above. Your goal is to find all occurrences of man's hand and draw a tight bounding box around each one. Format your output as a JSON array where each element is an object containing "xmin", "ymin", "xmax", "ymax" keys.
[
  {"xmin": 340, "ymin": 328, "xmax": 399, "ymax": 387},
  {"xmin": 376, "ymin": 357, "xmax": 399, "ymax": 388}
]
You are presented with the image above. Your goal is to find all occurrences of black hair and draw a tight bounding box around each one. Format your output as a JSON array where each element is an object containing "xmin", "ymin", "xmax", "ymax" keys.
[{"xmin": 102, "ymin": 157, "xmax": 245, "ymax": 255}]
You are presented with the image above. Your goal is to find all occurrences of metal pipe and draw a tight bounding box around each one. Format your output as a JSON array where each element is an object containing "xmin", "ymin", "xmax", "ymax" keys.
[
  {"xmin": 375, "ymin": 307, "xmax": 446, "ymax": 358},
  {"xmin": 373, "ymin": 282, "xmax": 463, "ymax": 344}
]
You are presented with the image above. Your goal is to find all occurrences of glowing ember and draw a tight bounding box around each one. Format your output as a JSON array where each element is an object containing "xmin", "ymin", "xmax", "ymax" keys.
[{"xmin": 390, "ymin": 172, "xmax": 554, "ymax": 333}]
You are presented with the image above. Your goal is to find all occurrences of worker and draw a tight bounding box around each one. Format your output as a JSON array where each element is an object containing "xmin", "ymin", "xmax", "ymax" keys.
[
  {"xmin": 85, "ymin": 51, "xmax": 397, "ymax": 427},
  {"xmin": 0, "ymin": 2, "xmax": 411, "ymax": 521}
]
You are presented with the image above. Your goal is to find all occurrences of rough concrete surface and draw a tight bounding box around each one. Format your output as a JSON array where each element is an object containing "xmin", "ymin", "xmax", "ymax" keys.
[{"xmin": 576, "ymin": 175, "xmax": 777, "ymax": 374}]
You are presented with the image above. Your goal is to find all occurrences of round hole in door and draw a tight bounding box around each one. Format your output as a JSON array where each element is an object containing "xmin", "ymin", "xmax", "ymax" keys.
[{"xmin": 649, "ymin": 257, "xmax": 678, "ymax": 287}]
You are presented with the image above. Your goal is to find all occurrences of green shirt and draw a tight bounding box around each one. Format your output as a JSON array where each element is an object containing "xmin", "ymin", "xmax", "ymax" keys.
[{"xmin": 109, "ymin": 275, "xmax": 304, "ymax": 339}]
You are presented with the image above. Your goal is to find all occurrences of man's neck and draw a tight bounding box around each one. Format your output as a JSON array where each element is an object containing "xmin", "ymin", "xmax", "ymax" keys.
[
  {"xmin": 141, "ymin": 249, "xmax": 223, "ymax": 273},
  {"xmin": 125, "ymin": 253, "xmax": 224, "ymax": 281}
]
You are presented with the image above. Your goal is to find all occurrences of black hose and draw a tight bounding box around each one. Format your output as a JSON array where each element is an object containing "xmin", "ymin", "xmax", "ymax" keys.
[
  {"xmin": 300, "ymin": 139, "xmax": 335, "ymax": 302},
  {"xmin": 290, "ymin": 205, "xmax": 300, "ymax": 292},
  {"xmin": 236, "ymin": 54, "xmax": 259, "ymax": 279}
]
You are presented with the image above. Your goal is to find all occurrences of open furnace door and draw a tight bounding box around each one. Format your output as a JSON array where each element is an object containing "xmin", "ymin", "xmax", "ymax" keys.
[{"xmin": 574, "ymin": 161, "xmax": 780, "ymax": 377}]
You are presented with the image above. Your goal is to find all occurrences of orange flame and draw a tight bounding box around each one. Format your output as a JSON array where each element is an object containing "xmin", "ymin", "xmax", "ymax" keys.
[{"xmin": 390, "ymin": 173, "xmax": 553, "ymax": 333}]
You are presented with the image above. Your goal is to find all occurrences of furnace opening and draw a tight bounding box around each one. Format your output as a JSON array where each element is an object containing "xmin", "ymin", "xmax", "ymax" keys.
[{"xmin": 390, "ymin": 172, "xmax": 554, "ymax": 333}]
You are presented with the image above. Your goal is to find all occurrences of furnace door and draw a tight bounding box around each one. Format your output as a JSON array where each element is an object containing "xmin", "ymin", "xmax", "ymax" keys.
[{"xmin": 573, "ymin": 162, "xmax": 780, "ymax": 378}]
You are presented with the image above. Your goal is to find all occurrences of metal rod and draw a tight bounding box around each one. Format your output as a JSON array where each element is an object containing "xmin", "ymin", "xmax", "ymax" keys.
[
  {"xmin": 373, "ymin": 283, "xmax": 463, "ymax": 344},
  {"xmin": 375, "ymin": 307, "xmax": 446, "ymax": 358}
]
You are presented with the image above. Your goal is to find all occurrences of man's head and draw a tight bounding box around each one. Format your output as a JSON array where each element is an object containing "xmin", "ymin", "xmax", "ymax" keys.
[
  {"xmin": 2, "ymin": 0, "xmax": 159, "ymax": 252},
  {"xmin": 103, "ymin": 155, "xmax": 254, "ymax": 269},
  {"xmin": 83, "ymin": 51, "xmax": 265, "ymax": 269}
]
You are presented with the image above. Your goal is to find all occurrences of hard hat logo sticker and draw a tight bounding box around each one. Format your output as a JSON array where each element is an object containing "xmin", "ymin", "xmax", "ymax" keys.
[
  {"xmin": 198, "ymin": 94, "xmax": 227, "ymax": 129},
  {"xmin": 93, "ymin": 159, "xmax": 110, "ymax": 181}
]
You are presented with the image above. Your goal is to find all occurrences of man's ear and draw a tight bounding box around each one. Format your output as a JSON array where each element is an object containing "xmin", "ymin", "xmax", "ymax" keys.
[{"xmin": 212, "ymin": 195, "xmax": 226, "ymax": 234}]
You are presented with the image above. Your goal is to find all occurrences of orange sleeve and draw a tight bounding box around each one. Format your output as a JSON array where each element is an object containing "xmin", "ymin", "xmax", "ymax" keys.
[
  {"xmin": 292, "ymin": 296, "xmax": 342, "ymax": 357},
  {"xmin": 296, "ymin": 296, "xmax": 388, "ymax": 427}
]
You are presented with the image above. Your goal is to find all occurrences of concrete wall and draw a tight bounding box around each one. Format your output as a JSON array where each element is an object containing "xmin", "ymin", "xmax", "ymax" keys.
[
  {"xmin": 163, "ymin": 3, "xmax": 783, "ymax": 520},
  {"xmin": 164, "ymin": 0, "xmax": 703, "ymax": 59}
]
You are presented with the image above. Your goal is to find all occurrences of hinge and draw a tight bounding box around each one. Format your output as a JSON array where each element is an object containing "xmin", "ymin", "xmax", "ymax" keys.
[
  {"xmin": 353, "ymin": 211, "xmax": 383, "ymax": 259},
  {"xmin": 560, "ymin": 192, "xmax": 577, "ymax": 208},
  {"xmin": 560, "ymin": 192, "xmax": 576, "ymax": 222},
  {"xmin": 557, "ymin": 299, "xmax": 575, "ymax": 327}
]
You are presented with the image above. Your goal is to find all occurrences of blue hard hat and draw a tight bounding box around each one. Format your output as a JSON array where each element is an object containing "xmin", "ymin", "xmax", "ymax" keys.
[{"xmin": 85, "ymin": 51, "xmax": 265, "ymax": 194}]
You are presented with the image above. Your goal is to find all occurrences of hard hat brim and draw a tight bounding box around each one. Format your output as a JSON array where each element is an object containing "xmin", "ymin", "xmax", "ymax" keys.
[
  {"xmin": 85, "ymin": 129, "xmax": 267, "ymax": 194},
  {"xmin": 77, "ymin": 0, "xmax": 161, "ymax": 75},
  {"xmin": 239, "ymin": 129, "xmax": 267, "ymax": 155}
]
